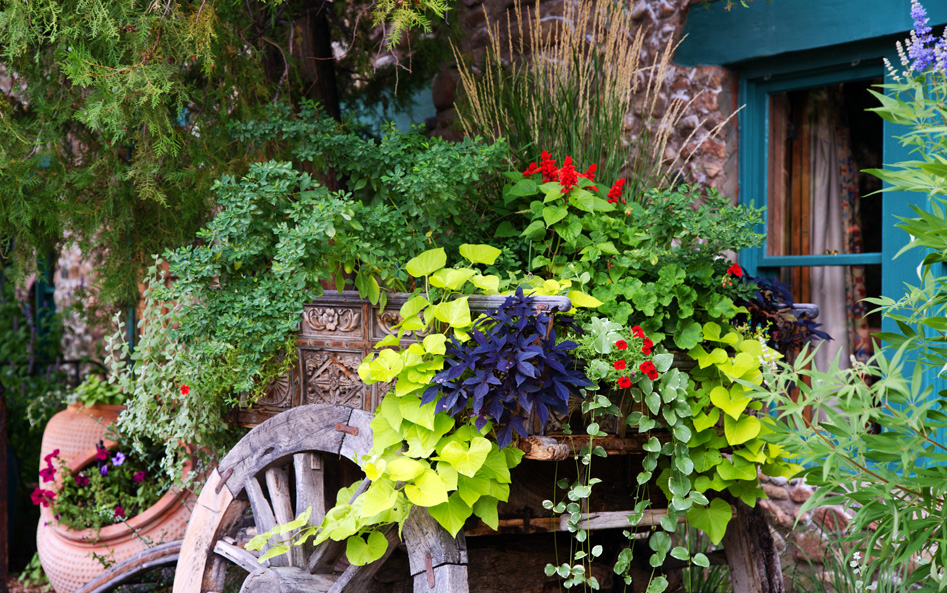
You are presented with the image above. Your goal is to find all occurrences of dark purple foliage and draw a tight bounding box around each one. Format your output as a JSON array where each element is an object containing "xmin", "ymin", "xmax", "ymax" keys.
[
  {"xmin": 422, "ymin": 289, "xmax": 591, "ymax": 448},
  {"xmin": 735, "ymin": 271, "xmax": 831, "ymax": 354}
]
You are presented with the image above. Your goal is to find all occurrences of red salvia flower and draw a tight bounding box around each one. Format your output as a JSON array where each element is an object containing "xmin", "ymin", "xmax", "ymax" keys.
[
  {"xmin": 522, "ymin": 162, "xmax": 540, "ymax": 177},
  {"xmin": 558, "ymin": 156, "xmax": 578, "ymax": 193},
  {"xmin": 615, "ymin": 340, "xmax": 627, "ymax": 350},
  {"xmin": 539, "ymin": 151, "xmax": 558, "ymax": 183},
  {"xmin": 618, "ymin": 376, "xmax": 632, "ymax": 389},
  {"xmin": 614, "ymin": 360, "xmax": 627, "ymax": 370},
  {"xmin": 578, "ymin": 163, "xmax": 597, "ymax": 181},
  {"xmin": 607, "ymin": 178, "xmax": 626, "ymax": 199}
]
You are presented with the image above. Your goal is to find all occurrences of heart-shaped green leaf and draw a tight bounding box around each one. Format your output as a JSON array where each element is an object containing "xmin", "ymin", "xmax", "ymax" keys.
[
  {"xmin": 434, "ymin": 297, "xmax": 471, "ymax": 328},
  {"xmin": 400, "ymin": 295, "xmax": 430, "ymax": 319},
  {"xmin": 404, "ymin": 468, "xmax": 449, "ymax": 507},
  {"xmin": 360, "ymin": 479, "xmax": 399, "ymax": 517},
  {"xmin": 428, "ymin": 492, "xmax": 473, "ymax": 536},
  {"xmin": 470, "ymin": 274, "xmax": 500, "ymax": 294},
  {"xmin": 473, "ymin": 495, "xmax": 500, "ymax": 530},
  {"xmin": 724, "ymin": 414, "xmax": 761, "ymax": 446},
  {"xmin": 440, "ymin": 436, "xmax": 492, "ymax": 477},
  {"xmin": 346, "ymin": 530, "xmax": 389, "ymax": 566},
  {"xmin": 709, "ymin": 385, "xmax": 751, "ymax": 420},
  {"xmin": 567, "ymin": 290, "xmax": 603, "ymax": 309},
  {"xmin": 686, "ymin": 498, "xmax": 733, "ymax": 545},
  {"xmin": 430, "ymin": 268, "xmax": 477, "ymax": 291},
  {"xmin": 692, "ymin": 408, "xmax": 720, "ymax": 432},
  {"xmin": 406, "ymin": 248, "xmax": 446, "ymax": 278}
]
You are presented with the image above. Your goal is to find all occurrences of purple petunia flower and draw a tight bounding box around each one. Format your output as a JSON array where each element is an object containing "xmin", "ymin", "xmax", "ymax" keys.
[
  {"xmin": 75, "ymin": 473, "xmax": 90, "ymax": 487},
  {"xmin": 39, "ymin": 465, "xmax": 56, "ymax": 482},
  {"xmin": 112, "ymin": 452, "xmax": 126, "ymax": 467},
  {"xmin": 100, "ymin": 465, "xmax": 109, "ymax": 477},
  {"xmin": 133, "ymin": 471, "xmax": 146, "ymax": 483}
]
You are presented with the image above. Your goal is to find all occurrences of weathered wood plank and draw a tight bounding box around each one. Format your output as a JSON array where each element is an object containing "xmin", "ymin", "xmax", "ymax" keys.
[
  {"xmin": 326, "ymin": 526, "xmax": 400, "ymax": 593},
  {"xmin": 403, "ymin": 507, "xmax": 467, "ymax": 577},
  {"xmin": 173, "ymin": 469, "xmax": 235, "ymax": 593},
  {"xmin": 722, "ymin": 499, "xmax": 784, "ymax": 593},
  {"xmin": 245, "ymin": 475, "xmax": 285, "ymax": 567},
  {"xmin": 218, "ymin": 405, "xmax": 352, "ymax": 493},
  {"xmin": 239, "ymin": 566, "xmax": 336, "ymax": 593},
  {"xmin": 295, "ymin": 452, "xmax": 326, "ymax": 562},
  {"xmin": 411, "ymin": 564, "xmax": 469, "ymax": 593},
  {"xmin": 517, "ymin": 434, "xmax": 660, "ymax": 460},
  {"xmin": 340, "ymin": 409, "xmax": 374, "ymax": 462},
  {"xmin": 266, "ymin": 466, "xmax": 304, "ymax": 567},
  {"xmin": 214, "ymin": 540, "xmax": 267, "ymax": 573},
  {"xmin": 564, "ymin": 509, "xmax": 682, "ymax": 531}
]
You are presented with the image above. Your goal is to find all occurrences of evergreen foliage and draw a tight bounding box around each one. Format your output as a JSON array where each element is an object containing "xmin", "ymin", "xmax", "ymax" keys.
[{"xmin": 0, "ymin": 0, "xmax": 452, "ymax": 305}]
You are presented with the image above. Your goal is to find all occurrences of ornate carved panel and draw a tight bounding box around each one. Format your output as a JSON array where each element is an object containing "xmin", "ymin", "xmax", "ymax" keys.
[
  {"xmin": 255, "ymin": 368, "xmax": 296, "ymax": 409},
  {"xmin": 300, "ymin": 349, "xmax": 367, "ymax": 409},
  {"xmin": 301, "ymin": 306, "xmax": 362, "ymax": 337}
]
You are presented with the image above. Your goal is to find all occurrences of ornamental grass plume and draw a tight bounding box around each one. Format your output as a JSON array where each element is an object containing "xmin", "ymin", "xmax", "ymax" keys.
[{"xmin": 454, "ymin": 0, "xmax": 736, "ymax": 201}]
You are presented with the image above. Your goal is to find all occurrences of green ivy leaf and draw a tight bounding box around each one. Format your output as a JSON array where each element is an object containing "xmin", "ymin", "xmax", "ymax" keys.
[
  {"xmin": 686, "ymin": 499, "xmax": 733, "ymax": 545},
  {"xmin": 346, "ymin": 530, "xmax": 389, "ymax": 566}
]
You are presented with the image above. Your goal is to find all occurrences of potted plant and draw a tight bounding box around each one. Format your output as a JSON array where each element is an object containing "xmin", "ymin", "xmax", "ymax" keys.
[
  {"xmin": 39, "ymin": 375, "xmax": 126, "ymax": 473},
  {"xmin": 33, "ymin": 436, "xmax": 194, "ymax": 593}
]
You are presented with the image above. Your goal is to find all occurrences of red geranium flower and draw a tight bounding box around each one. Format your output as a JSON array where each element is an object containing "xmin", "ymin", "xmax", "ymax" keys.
[
  {"xmin": 180, "ymin": 384, "xmax": 190, "ymax": 395},
  {"xmin": 614, "ymin": 360, "xmax": 627, "ymax": 370},
  {"xmin": 615, "ymin": 340, "xmax": 627, "ymax": 350},
  {"xmin": 617, "ymin": 376, "xmax": 632, "ymax": 389},
  {"xmin": 631, "ymin": 326, "xmax": 645, "ymax": 338},
  {"xmin": 726, "ymin": 262, "xmax": 743, "ymax": 277}
]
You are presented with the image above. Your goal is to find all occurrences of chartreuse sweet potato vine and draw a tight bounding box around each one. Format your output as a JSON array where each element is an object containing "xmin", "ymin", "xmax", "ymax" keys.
[{"xmin": 248, "ymin": 244, "xmax": 600, "ymax": 564}]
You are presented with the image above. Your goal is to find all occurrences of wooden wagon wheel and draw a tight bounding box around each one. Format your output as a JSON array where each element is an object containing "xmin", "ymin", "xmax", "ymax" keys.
[
  {"xmin": 75, "ymin": 540, "xmax": 181, "ymax": 593},
  {"xmin": 172, "ymin": 404, "xmax": 468, "ymax": 593}
]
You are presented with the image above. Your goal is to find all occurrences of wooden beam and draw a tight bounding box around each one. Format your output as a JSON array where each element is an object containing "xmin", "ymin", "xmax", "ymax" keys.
[
  {"xmin": 463, "ymin": 509, "xmax": 685, "ymax": 537},
  {"xmin": 517, "ymin": 434, "xmax": 659, "ymax": 461}
]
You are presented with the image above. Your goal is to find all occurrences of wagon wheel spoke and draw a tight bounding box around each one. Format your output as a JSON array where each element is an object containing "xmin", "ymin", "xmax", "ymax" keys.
[{"xmin": 308, "ymin": 477, "xmax": 370, "ymax": 574}]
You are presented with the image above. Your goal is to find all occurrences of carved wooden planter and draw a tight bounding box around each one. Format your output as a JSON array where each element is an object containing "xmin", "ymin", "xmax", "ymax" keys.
[{"xmin": 229, "ymin": 291, "xmax": 572, "ymax": 427}]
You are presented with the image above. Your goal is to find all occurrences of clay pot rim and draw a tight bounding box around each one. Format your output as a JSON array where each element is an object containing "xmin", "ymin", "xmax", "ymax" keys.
[
  {"xmin": 51, "ymin": 443, "xmax": 192, "ymax": 544},
  {"xmin": 65, "ymin": 402, "xmax": 127, "ymax": 415}
]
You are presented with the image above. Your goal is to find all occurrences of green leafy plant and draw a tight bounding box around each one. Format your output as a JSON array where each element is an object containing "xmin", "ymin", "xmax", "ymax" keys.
[
  {"xmin": 69, "ymin": 375, "xmax": 125, "ymax": 407},
  {"xmin": 750, "ymin": 6, "xmax": 947, "ymax": 591},
  {"xmin": 248, "ymin": 245, "xmax": 599, "ymax": 565},
  {"xmin": 33, "ymin": 437, "xmax": 167, "ymax": 534},
  {"xmin": 17, "ymin": 552, "xmax": 51, "ymax": 592},
  {"xmin": 501, "ymin": 155, "xmax": 763, "ymax": 349},
  {"xmin": 454, "ymin": 0, "xmax": 731, "ymax": 197}
]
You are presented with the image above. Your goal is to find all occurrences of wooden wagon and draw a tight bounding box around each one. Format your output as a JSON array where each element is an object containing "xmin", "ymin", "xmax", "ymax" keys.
[{"xmin": 147, "ymin": 292, "xmax": 788, "ymax": 593}]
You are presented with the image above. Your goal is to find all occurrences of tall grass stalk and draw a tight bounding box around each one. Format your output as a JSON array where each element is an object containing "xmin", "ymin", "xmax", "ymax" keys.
[{"xmin": 454, "ymin": 0, "xmax": 731, "ymax": 201}]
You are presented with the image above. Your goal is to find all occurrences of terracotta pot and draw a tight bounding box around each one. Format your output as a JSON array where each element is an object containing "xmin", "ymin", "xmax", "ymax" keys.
[
  {"xmin": 39, "ymin": 403, "xmax": 125, "ymax": 466},
  {"xmin": 35, "ymin": 445, "xmax": 195, "ymax": 593}
]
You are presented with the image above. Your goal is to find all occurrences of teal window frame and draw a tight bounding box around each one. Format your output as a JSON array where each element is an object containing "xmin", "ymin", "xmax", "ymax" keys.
[{"xmin": 738, "ymin": 56, "xmax": 887, "ymax": 277}]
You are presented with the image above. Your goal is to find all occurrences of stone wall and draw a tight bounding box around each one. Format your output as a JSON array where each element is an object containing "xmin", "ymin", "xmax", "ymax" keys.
[
  {"xmin": 54, "ymin": 240, "xmax": 115, "ymax": 368},
  {"xmin": 433, "ymin": 0, "xmax": 740, "ymax": 200}
]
